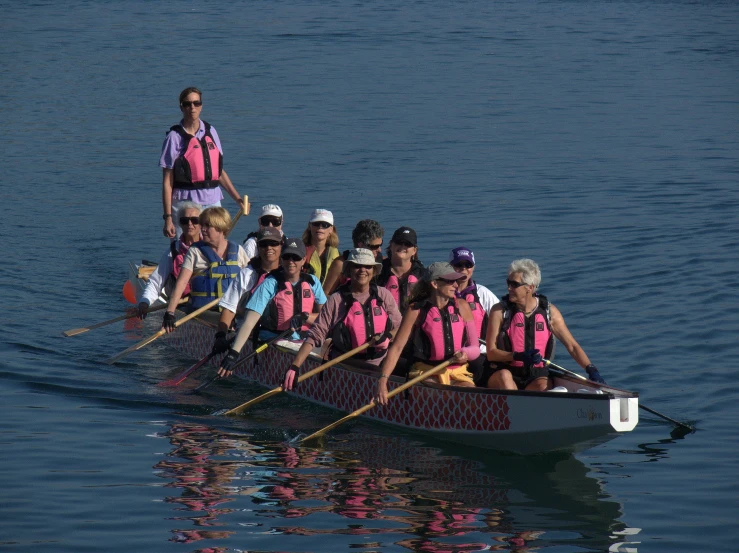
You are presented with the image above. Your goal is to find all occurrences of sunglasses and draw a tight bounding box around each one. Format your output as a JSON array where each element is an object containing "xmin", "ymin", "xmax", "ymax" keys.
[
  {"xmin": 452, "ymin": 262, "xmax": 474, "ymax": 269},
  {"xmin": 258, "ymin": 241, "xmax": 281, "ymax": 248},
  {"xmin": 311, "ymin": 221, "xmax": 332, "ymax": 229},
  {"xmin": 366, "ymin": 242, "xmax": 383, "ymax": 251},
  {"xmin": 179, "ymin": 216, "xmax": 200, "ymax": 226},
  {"xmin": 282, "ymin": 254, "xmax": 303, "ymax": 262},
  {"xmin": 438, "ymin": 278, "xmax": 462, "ymax": 285},
  {"xmin": 394, "ymin": 240, "xmax": 415, "ymax": 248},
  {"xmin": 259, "ymin": 216, "xmax": 282, "ymax": 227},
  {"xmin": 181, "ymin": 100, "xmax": 202, "ymax": 108},
  {"xmin": 350, "ymin": 264, "xmax": 376, "ymax": 271},
  {"xmin": 506, "ymin": 279, "xmax": 527, "ymax": 289}
]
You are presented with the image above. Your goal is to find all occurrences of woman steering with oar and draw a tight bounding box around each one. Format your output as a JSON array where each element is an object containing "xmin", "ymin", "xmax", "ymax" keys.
[
  {"xmin": 282, "ymin": 248, "xmax": 402, "ymax": 391},
  {"xmin": 375, "ymin": 262, "xmax": 481, "ymax": 405},
  {"xmin": 162, "ymin": 207, "xmax": 250, "ymax": 332},
  {"xmin": 484, "ymin": 258, "xmax": 605, "ymax": 391},
  {"xmin": 160, "ymin": 86, "xmax": 243, "ymax": 239},
  {"xmin": 137, "ymin": 201, "xmax": 203, "ymax": 319}
]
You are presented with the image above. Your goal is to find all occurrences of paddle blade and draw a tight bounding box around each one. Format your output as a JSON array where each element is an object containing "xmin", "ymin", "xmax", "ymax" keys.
[
  {"xmin": 122, "ymin": 280, "xmax": 137, "ymax": 304},
  {"xmin": 63, "ymin": 327, "xmax": 90, "ymax": 337}
]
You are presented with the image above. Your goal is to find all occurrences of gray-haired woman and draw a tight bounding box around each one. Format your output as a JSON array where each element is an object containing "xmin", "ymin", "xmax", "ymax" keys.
[{"xmin": 484, "ymin": 258, "xmax": 605, "ymax": 391}]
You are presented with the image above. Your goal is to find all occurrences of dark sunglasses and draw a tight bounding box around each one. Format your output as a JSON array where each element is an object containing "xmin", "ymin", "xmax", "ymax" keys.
[
  {"xmin": 438, "ymin": 278, "xmax": 462, "ymax": 285},
  {"xmin": 258, "ymin": 241, "xmax": 281, "ymax": 248},
  {"xmin": 179, "ymin": 216, "xmax": 200, "ymax": 226},
  {"xmin": 311, "ymin": 221, "xmax": 332, "ymax": 229},
  {"xmin": 259, "ymin": 216, "xmax": 282, "ymax": 227},
  {"xmin": 282, "ymin": 254, "xmax": 303, "ymax": 262},
  {"xmin": 181, "ymin": 100, "xmax": 202, "ymax": 108},
  {"xmin": 366, "ymin": 242, "xmax": 383, "ymax": 251},
  {"xmin": 506, "ymin": 278, "xmax": 527, "ymax": 289},
  {"xmin": 394, "ymin": 240, "xmax": 415, "ymax": 248}
]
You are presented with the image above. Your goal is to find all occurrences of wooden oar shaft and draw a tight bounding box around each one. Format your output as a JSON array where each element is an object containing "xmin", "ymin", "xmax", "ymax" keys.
[
  {"xmin": 63, "ymin": 299, "xmax": 186, "ymax": 337},
  {"xmin": 224, "ymin": 340, "xmax": 374, "ymax": 416},
  {"xmin": 300, "ymin": 359, "xmax": 452, "ymax": 443},
  {"xmin": 105, "ymin": 297, "xmax": 220, "ymax": 364}
]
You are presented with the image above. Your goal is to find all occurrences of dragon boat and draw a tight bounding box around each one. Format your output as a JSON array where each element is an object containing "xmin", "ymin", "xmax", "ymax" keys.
[{"xmin": 129, "ymin": 263, "xmax": 639, "ymax": 455}]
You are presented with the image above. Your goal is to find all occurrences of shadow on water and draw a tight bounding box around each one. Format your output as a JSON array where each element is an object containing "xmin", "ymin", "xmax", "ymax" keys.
[{"xmin": 151, "ymin": 420, "xmax": 635, "ymax": 552}]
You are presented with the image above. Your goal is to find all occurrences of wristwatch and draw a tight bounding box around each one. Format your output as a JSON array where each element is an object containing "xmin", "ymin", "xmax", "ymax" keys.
[{"xmin": 163, "ymin": 214, "xmax": 172, "ymax": 220}]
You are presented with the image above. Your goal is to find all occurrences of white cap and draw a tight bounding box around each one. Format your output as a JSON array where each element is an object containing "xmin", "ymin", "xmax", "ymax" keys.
[
  {"xmin": 346, "ymin": 248, "xmax": 382, "ymax": 267},
  {"xmin": 309, "ymin": 208, "xmax": 334, "ymax": 225},
  {"xmin": 260, "ymin": 204, "xmax": 283, "ymax": 218}
]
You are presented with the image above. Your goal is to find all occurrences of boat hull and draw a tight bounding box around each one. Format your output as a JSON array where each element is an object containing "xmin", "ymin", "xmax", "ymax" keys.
[{"xmin": 161, "ymin": 311, "xmax": 639, "ymax": 455}]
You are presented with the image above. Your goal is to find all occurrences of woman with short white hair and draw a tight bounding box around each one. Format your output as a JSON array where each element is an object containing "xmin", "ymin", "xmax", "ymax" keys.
[{"xmin": 484, "ymin": 258, "xmax": 605, "ymax": 391}]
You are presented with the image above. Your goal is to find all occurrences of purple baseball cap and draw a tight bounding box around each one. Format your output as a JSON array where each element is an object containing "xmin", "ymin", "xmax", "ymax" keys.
[{"xmin": 449, "ymin": 246, "xmax": 475, "ymax": 266}]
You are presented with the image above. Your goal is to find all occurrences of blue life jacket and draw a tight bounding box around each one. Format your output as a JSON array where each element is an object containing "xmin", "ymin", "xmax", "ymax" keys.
[{"xmin": 189, "ymin": 240, "xmax": 240, "ymax": 308}]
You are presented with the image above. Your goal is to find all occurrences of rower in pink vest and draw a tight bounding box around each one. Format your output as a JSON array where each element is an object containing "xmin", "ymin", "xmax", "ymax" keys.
[{"xmin": 376, "ymin": 226, "xmax": 425, "ymax": 314}]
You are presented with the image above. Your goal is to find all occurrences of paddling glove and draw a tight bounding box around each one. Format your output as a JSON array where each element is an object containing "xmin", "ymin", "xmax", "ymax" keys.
[
  {"xmin": 162, "ymin": 311, "xmax": 176, "ymax": 332},
  {"xmin": 283, "ymin": 364, "xmax": 299, "ymax": 391},
  {"xmin": 220, "ymin": 349, "xmax": 240, "ymax": 375},
  {"xmin": 513, "ymin": 348, "xmax": 542, "ymax": 366},
  {"xmin": 212, "ymin": 331, "xmax": 230, "ymax": 355},
  {"xmin": 586, "ymin": 364, "xmax": 606, "ymax": 384},
  {"xmin": 137, "ymin": 302, "xmax": 149, "ymax": 320},
  {"xmin": 289, "ymin": 312, "xmax": 308, "ymax": 331}
]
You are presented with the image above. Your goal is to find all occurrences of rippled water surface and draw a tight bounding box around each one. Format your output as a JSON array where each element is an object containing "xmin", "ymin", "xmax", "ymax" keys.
[{"xmin": 2, "ymin": 1, "xmax": 738, "ymax": 551}]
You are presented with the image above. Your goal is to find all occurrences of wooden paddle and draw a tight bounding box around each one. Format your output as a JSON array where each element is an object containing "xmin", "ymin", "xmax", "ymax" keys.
[
  {"xmin": 223, "ymin": 338, "xmax": 378, "ymax": 416},
  {"xmin": 544, "ymin": 359, "xmax": 694, "ymax": 431},
  {"xmin": 104, "ymin": 297, "xmax": 220, "ymax": 364},
  {"xmin": 300, "ymin": 359, "xmax": 452, "ymax": 443},
  {"xmin": 192, "ymin": 328, "xmax": 295, "ymax": 394},
  {"xmin": 63, "ymin": 298, "xmax": 188, "ymax": 337}
]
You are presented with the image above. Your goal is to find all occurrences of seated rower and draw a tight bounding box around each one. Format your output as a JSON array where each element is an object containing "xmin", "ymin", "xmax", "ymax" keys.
[
  {"xmin": 162, "ymin": 207, "xmax": 250, "ymax": 332},
  {"xmin": 376, "ymin": 226, "xmax": 425, "ymax": 314},
  {"xmin": 211, "ymin": 227, "xmax": 283, "ymax": 354},
  {"xmin": 217, "ymin": 238, "xmax": 328, "ymax": 377},
  {"xmin": 137, "ymin": 201, "xmax": 202, "ymax": 319},
  {"xmin": 375, "ymin": 262, "xmax": 480, "ymax": 405},
  {"xmin": 301, "ymin": 209, "xmax": 340, "ymax": 286},
  {"xmin": 243, "ymin": 204, "xmax": 284, "ymax": 260},
  {"xmin": 281, "ymin": 248, "xmax": 402, "ymax": 390},
  {"xmin": 485, "ymin": 258, "xmax": 605, "ymax": 391},
  {"xmin": 322, "ymin": 219, "xmax": 385, "ymax": 295}
]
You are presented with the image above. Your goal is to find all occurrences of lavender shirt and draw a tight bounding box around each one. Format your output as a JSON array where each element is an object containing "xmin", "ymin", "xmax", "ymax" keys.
[{"xmin": 159, "ymin": 119, "xmax": 224, "ymax": 205}]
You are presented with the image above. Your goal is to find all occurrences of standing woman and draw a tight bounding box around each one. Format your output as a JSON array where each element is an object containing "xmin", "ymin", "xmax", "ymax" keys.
[
  {"xmin": 162, "ymin": 207, "xmax": 250, "ymax": 332},
  {"xmin": 160, "ymin": 87, "xmax": 244, "ymax": 239},
  {"xmin": 376, "ymin": 227, "xmax": 425, "ymax": 314},
  {"xmin": 375, "ymin": 262, "xmax": 481, "ymax": 405},
  {"xmin": 301, "ymin": 209, "xmax": 340, "ymax": 285},
  {"xmin": 484, "ymin": 259, "xmax": 605, "ymax": 391}
]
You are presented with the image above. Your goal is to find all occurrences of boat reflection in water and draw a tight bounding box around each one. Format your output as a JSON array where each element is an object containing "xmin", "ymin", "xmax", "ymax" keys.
[{"xmin": 152, "ymin": 421, "xmax": 632, "ymax": 552}]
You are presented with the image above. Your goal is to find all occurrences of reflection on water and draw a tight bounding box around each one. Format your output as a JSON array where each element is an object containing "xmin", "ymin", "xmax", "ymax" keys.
[{"xmin": 152, "ymin": 422, "xmax": 633, "ymax": 552}]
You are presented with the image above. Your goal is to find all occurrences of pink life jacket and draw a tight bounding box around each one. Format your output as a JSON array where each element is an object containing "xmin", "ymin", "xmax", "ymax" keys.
[
  {"xmin": 168, "ymin": 239, "xmax": 191, "ymax": 296},
  {"xmin": 412, "ymin": 299, "xmax": 466, "ymax": 362},
  {"xmin": 331, "ymin": 283, "xmax": 392, "ymax": 359},
  {"xmin": 497, "ymin": 293, "xmax": 554, "ymax": 368},
  {"xmin": 377, "ymin": 258, "xmax": 424, "ymax": 313},
  {"xmin": 457, "ymin": 282, "xmax": 487, "ymax": 339},
  {"xmin": 263, "ymin": 270, "xmax": 315, "ymax": 332},
  {"xmin": 170, "ymin": 121, "xmax": 222, "ymax": 190}
]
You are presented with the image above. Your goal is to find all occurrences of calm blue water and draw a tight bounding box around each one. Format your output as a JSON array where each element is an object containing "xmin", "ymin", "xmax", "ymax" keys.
[{"xmin": 2, "ymin": 1, "xmax": 738, "ymax": 551}]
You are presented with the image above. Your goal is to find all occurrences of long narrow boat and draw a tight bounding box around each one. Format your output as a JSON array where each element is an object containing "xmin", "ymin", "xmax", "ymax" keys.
[{"xmin": 156, "ymin": 306, "xmax": 639, "ymax": 455}]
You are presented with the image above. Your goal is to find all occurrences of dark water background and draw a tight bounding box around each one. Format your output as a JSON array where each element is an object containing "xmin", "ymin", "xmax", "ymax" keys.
[{"xmin": 2, "ymin": 1, "xmax": 738, "ymax": 551}]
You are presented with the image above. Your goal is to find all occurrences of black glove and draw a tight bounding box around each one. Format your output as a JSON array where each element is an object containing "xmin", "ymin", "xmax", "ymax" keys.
[
  {"xmin": 137, "ymin": 302, "xmax": 149, "ymax": 320},
  {"xmin": 283, "ymin": 364, "xmax": 299, "ymax": 391},
  {"xmin": 162, "ymin": 311, "xmax": 176, "ymax": 332},
  {"xmin": 586, "ymin": 364, "xmax": 606, "ymax": 384},
  {"xmin": 374, "ymin": 330, "xmax": 393, "ymax": 344},
  {"xmin": 512, "ymin": 348, "xmax": 542, "ymax": 365},
  {"xmin": 219, "ymin": 349, "xmax": 240, "ymax": 376},
  {"xmin": 289, "ymin": 312, "xmax": 308, "ymax": 330},
  {"xmin": 211, "ymin": 331, "xmax": 230, "ymax": 355}
]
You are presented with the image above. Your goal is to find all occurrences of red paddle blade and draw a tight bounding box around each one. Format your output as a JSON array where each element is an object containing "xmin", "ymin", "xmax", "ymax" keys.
[{"xmin": 122, "ymin": 280, "xmax": 137, "ymax": 304}]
